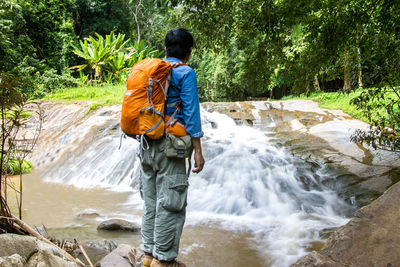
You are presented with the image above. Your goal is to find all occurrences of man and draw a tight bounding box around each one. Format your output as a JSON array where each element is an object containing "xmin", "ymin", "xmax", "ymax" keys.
[{"xmin": 139, "ymin": 28, "xmax": 205, "ymax": 267}]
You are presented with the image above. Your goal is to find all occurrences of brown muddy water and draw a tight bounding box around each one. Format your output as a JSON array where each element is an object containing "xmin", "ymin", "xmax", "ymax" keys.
[{"xmin": 18, "ymin": 172, "xmax": 270, "ymax": 267}]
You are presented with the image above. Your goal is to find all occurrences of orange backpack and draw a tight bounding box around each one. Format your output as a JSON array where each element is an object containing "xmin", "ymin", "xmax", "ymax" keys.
[{"xmin": 121, "ymin": 58, "xmax": 186, "ymax": 139}]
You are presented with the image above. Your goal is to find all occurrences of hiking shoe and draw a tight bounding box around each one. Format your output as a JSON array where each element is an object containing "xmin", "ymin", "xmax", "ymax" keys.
[
  {"xmin": 150, "ymin": 258, "xmax": 186, "ymax": 267},
  {"xmin": 143, "ymin": 254, "xmax": 154, "ymax": 267}
]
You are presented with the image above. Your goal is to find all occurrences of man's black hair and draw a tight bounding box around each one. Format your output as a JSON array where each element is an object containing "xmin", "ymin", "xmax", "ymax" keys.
[{"xmin": 165, "ymin": 28, "xmax": 194, "ymax": 60}]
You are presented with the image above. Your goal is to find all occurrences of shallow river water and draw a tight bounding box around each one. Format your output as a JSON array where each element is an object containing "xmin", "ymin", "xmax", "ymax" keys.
[{"xmin": 20, "ymin": 106, "xmax": 355, "ymax": 266}]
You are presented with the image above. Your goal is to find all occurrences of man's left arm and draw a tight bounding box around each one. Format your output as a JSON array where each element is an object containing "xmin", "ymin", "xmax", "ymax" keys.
[
  {"xmin": 191, "ymin": 137, "xmax": 204, "ymax": 173},
  {"xmin": 179, "ymin": 69, "xmax": 205, "ymax": 173}
]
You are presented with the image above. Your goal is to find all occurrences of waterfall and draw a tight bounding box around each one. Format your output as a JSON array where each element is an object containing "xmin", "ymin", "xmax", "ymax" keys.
[{"xmin": 40, "ymin": 105, "xmax": 353, "ymax": 266}]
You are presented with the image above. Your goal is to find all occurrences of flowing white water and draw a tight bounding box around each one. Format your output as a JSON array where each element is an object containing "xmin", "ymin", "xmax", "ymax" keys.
[{"xmin": 40, "ymin": 106, "xmax": 353, "ymax": 266}]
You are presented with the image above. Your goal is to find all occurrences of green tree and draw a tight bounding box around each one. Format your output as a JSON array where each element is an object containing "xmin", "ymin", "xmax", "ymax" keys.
[
  {"xmin": 73, "ymin": 0, "xmax": 134, "ymax": 38},
  {"xmin": 0, "ymin": 0, "xmax": 37, "ymax": 74},
  {"xmin": 1, "ymin": 0, "xmax": 78, "ymax": 96},
  {"xmin": 22, "ymin": 0, "xmax": 77, "ymax": 72}
]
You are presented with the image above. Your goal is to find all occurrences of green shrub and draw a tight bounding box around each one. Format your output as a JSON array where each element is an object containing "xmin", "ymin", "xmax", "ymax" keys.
[
  {"xmin": 1, "ymin": 156, "xmax": 33, "ymax": 175},
  {"xmin": 350, "ymin": 86, "xmax": 400, "ymax": 151},
  {"xmin": 33, "ymin": 69, "xmax": 78, "ymax": 98},
  {"xmin": 8, "ymin": 158, "xmax": 32, "ymax": 175}
]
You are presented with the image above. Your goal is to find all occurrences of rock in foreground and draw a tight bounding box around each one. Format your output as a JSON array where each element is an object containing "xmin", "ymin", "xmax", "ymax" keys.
[
  {"xmin": 0, "ymin": 234, "xmax": 78, "ymax": 267},
  {"xmin": 98, "ymin": 245, "xmax": 144, "ymax": 267},
  {"xmin": 292, "ymin": 181, "xmax": 400, "ymax": 266}
]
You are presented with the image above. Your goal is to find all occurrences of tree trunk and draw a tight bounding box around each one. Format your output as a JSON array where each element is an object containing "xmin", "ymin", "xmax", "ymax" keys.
[
  {"xmin": 357, "ymin": 46, "xmax": 363, "ymax": 89},
  {"xmin": 306, "ymin": 80, "xmax": 311, "ymax": 97},
  {"xmin": 125, "ymin": 0, "xmax": 142, "ymax": 46},
  {"xmin": 133, "ymin": 7, "xmax": 141, "ymax": 45},
  {"xmin": 0, "ymin": 103, "xmax": 6, "ymax": 198},
  {"xmin": 19, "ymin": 166, "xmax": 23, "ymax": 220},
  {"xmin": 314, "ymin": 75, "xmax": 321, "ymax": 91},
  {"xmin": 343, "ymin": 47, "xmax": 352, "ymax": 91}
]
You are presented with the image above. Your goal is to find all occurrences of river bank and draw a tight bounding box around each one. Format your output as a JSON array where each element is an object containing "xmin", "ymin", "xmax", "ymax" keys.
[{"xmin": 3, "ymin": 99, "xmax": 399, "ymax": 266}]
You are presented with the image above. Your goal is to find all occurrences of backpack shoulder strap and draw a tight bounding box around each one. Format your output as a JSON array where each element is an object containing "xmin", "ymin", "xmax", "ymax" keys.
[
  {"xmin": 171, "ymin": 62, "xmax": 187, "ymax": 68},
  {"xmin": 164, "ymin": 62, "xmax": 187, "ymax": 99}
]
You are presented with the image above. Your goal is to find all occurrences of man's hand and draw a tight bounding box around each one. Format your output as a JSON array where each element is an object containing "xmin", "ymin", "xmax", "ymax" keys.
[
  {"xmin": 192, "ymin": 150, "xmax": 205, "ymax": 173},
  {"xmin": 191, "ymin": 137, "xmax": 205, "ymax": 173}
]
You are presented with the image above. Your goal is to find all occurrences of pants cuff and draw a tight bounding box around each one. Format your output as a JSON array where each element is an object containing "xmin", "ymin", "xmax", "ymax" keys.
[
  {"xmin": 153, "ymin": 250, "xmax": 177, "ymax": 262},
  {"xmin": 139, "ymin": 244, "xmax": 154, "ymax": 255}
]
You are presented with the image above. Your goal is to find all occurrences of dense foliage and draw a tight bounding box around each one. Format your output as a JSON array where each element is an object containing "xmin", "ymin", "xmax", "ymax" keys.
[{"xmin": 2, "ymin": 0, "xmax": 399, "ymax": 97}]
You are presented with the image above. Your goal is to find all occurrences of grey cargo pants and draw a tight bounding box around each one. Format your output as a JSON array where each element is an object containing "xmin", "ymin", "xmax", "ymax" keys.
[{"xmin": 138, "ymin": 137, "xmax": 188, "ymax": 261}]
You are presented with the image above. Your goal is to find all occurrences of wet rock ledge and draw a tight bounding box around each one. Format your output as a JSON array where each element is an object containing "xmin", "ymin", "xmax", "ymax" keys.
[{"xmin": 292, "ymin": 180, "xmax": 400, "ymax": 267}]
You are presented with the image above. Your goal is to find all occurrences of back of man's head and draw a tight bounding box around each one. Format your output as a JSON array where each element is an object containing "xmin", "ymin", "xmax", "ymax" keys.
[{"xmin": 165, "ymin": 28, "xmax": 193, "ymax": 60}]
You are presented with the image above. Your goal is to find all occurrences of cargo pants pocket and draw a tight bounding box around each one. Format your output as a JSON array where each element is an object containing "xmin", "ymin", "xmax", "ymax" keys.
[{"xmin": 161, "ymin": 174, "xmax": 189, "ymax": 212}]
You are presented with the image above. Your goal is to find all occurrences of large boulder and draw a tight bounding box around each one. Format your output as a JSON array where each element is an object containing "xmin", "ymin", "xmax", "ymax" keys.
[
  {"xmin": 292, "ymin": 181, "xmax": 400, "ymax": 266},
  {"xmin": 0, "ymin": 234, "xmax": 78, "ymax": 267}
]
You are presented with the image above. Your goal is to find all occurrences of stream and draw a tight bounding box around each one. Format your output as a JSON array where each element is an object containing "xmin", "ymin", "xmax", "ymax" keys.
[{"xmin": 21, "ymin": 103, "xmax": 357, "ymax": 267}]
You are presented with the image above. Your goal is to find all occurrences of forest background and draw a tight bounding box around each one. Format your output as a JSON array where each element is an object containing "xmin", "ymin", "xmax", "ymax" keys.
[{"xmin": 1, "ymin": 0, "xmax": 399, "ymax": 152}]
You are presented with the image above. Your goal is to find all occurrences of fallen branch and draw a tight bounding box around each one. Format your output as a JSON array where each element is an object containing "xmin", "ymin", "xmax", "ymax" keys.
[{"xmin": 76, "ymin": 240, "xmax": 94, "ymax": 267}]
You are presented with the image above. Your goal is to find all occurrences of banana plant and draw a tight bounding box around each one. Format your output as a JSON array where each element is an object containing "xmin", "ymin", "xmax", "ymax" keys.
[
  {"xmin": 108, "ymin": 52, "xmax": 131, "ymax": 83},
  {"xmin": 78, "ymin": 71, "xmax": 88, "ymax": 86},
  {"xmin": 70, "ymin": 32, "xmax": 162, "ymax": 84},
  {"xmin": 70, "ymin": 31, "xmax": 130, "ymax": 83},
  {"xmin": 127, "ymin": 40, "xmax": 163, "ymax": 67}
]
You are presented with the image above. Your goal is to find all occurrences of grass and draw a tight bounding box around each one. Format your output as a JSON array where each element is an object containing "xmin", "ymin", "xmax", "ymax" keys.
[
  {"xmin": 43, "ymin": 83, "xmax": 125, "ymax": 111},
  {"xmin": 281, "ymin": 88, "xmax": 400, "ymax": 125}
]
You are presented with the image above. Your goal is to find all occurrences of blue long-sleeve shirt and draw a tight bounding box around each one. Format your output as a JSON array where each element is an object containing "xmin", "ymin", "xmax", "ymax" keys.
[{"xmin": 164, "ymin": 57, "xmax": 204, "ymax": 138}]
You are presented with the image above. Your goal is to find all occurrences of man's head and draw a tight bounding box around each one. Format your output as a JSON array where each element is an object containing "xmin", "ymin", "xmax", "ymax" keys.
[{"xmin": 165, "ymin": 28, "xmax": 193, "ymax": 62}]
